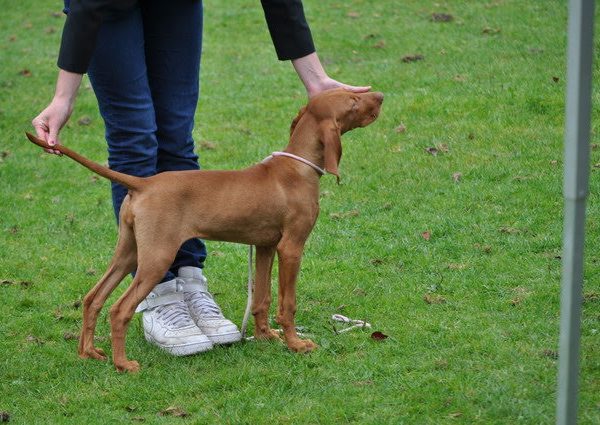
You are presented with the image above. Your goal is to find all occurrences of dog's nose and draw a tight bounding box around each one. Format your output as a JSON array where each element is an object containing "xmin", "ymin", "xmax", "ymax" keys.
[{"xmin": 373, "ymin": 92, "xmax": 384, "ymax": 104}]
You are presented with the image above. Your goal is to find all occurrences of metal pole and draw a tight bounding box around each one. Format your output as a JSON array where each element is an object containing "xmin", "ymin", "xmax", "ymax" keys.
[{"xmin": 557, "ymin": 1, "xmax": 594, "ymax": 424}]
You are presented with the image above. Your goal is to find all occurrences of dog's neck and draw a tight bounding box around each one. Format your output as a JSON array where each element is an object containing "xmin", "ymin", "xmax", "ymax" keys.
[{"xmin": 283, "ymin": 114, "xmax": 326, "ymax": 172}]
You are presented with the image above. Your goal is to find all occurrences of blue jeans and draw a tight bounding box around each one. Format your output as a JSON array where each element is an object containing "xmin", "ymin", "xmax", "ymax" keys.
[{"xmin": 87, "ymin": 0, "xmax": 206, "ymax": 282}]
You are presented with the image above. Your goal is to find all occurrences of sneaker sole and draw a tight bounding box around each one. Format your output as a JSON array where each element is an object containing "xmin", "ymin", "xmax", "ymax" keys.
[
  {"xmin": 206, "ymin": 331, "xmax": 242, "ymax": 345},
  {"xmin": 144, "ymin": 332, "xmax": 213, "ymax": 356}
]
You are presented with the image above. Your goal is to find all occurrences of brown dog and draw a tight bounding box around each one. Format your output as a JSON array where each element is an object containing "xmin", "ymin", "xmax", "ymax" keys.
[{"xmin": 26, "ymin": 88, "xmax": 383, "ymax": 372}]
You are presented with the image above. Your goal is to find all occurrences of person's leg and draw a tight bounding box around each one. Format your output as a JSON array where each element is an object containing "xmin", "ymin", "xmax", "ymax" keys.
[
  {"xmin": 87, "ymin": 6, "xmax": 158, "ymax": 219},
  {"xmin": 141, "ymin": 0, "xmax": 207, "ymax": 276},
  {"xmin": 85, "ymin": 4, "xmax": 215, "ymax": 356},
  {"xmin": 141, "ymin": 0, "xmax": 241, "ymax": 345}
]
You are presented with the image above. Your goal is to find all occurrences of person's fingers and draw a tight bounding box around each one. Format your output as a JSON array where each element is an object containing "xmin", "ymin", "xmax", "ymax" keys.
[{"xmin": 342, "ymin": 84, "xmax": 372, "ymax": 93}]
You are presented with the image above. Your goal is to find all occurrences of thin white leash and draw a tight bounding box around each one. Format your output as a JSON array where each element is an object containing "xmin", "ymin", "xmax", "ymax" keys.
[
  {"xmin": 330, "ymin": 314, "xmax": 371, "ymax": 333},
  {"xmin": 240, "ymin": 244, "xmax": 254, "ymax": 339}
]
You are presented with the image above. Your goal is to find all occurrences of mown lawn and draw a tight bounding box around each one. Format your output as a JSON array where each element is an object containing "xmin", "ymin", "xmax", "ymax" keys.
[{"xmin": 1, "ymin": 0, "xmax": 599, "ymax": 423}]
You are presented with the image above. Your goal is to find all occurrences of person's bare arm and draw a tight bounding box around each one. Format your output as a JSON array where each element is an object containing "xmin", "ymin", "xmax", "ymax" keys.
[{"xmin": 292, "ymin": 52, "xmax": 371, "ymax": 98}]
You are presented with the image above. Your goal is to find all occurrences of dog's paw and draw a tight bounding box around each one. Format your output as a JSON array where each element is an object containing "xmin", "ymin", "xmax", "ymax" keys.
[
  {"xmin": 79, "ymin": 346, "xmax": 107, "ymax": 361},
  {"xmin": 255, "ymin": 328, "xmax": 282, "ymax": 341},
  {"xmin": 287, "ymin": 338, "xmax": 318, "ymax": 353},
  {"xmin": 115, "ymin": 360, "xmax": 140, "ymax": 373}
]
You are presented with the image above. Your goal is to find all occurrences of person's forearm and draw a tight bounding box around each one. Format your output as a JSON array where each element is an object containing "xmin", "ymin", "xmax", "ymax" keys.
[
  {"xmin": 292, "ymin": 52, "xmax": 328, "ymax": 96},
  {"xmin": 54, "ymin": 69, "xmax": 82, "ymax": 104}
]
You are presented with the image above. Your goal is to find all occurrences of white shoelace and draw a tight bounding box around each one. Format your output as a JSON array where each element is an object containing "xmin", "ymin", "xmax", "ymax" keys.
[
  {"xmin": 186, "ymin": 291, "xmax": 224, "ymax": 319},
  {"xmin": 154, "ymin": 301, "xmax": 195, "ymax": 328}
]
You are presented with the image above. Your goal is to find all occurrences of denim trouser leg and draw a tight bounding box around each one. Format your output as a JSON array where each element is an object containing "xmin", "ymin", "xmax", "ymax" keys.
[{"xmin": 87, "ymin": 1, "xmax": 206, "ymax": 282}]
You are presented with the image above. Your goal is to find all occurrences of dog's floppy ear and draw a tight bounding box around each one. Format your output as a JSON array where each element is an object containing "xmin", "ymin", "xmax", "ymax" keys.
[
  {"xmin": 320, "ymin": 120, "xmax": 342, "ymax": 184},
  {"xmin": 290, "ymin": 105, "xmax": 307, "ymax": 137}
]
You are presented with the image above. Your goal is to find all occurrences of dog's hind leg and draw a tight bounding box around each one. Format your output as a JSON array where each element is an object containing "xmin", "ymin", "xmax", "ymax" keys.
[
  {"xmin": 79, "ymin": 221, "xmax": 137, "ymax": 361},
  {"xmin": 252, "ymin": 245, "xmax": 280, "ymax": 341},
  {"xmin": 108, "ymin": 241, "xmax": 177, "ymax": 373}
]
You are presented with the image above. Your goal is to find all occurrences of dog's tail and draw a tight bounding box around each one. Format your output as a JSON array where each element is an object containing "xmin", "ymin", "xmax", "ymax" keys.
[{"xmin": 26, "ymin": 132, "xmax": 145, "ymax": 191}]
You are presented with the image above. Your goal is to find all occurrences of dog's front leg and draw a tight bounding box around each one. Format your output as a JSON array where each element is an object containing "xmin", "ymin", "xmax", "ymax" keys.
[
  {"xmin": 276, "ymin": 238, "xmax": 318, "ymax": 353},
  {"xmin": 252, "ymin": 245, "xmax": 280, "ymax": 340}
]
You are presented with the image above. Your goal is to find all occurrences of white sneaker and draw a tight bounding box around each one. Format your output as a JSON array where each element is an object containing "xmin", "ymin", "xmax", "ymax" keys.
[
  {"xmin": 178, "ymin": 267, "xmax": 242, "ymax": 345},
  {"xmin": 136, "ymin": 278, "xmax": 213, "ymax": 356}
]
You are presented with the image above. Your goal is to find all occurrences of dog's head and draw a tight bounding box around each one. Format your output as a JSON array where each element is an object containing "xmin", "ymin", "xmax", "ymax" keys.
[{"xmin": 290, "ymin": 89, "xmax": 384, "ymax": 182}]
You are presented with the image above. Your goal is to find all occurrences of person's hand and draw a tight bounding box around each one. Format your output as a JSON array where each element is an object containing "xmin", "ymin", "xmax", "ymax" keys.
[
  {"xmin": 32, "ymin": 97, "xmax": 73, "ymax": 155},
  {"xmin": 292, "ymin": 52, "xmax": 371, "ymax": 98},
  {"xmin": 305, "ymin": 76, "xmax": 371, "ymax": 98},
  {"xmin": 31, "ymin": 69, "xmax": 83, "ymax": 154}
]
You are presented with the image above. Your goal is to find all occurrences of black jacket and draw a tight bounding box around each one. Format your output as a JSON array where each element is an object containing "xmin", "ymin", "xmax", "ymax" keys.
[{"xmin": 58, "ymin": 0, "xmax": 316, "ymax": 74}]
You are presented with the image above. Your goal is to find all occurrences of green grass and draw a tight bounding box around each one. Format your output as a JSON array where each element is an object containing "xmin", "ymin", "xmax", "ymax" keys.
[{"xmin": 1, "ymin": 0, "xmax": 600, "ymax": 423}]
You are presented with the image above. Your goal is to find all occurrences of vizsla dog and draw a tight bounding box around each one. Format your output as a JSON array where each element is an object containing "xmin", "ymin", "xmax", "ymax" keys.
[{"xmin": 26, "ymin": 88, "xmax": 383, "ymax": 372}]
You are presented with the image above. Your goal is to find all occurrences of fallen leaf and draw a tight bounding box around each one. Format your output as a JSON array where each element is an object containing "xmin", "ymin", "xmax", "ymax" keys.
[
  {"xmin": 1, "ymin": 151, "xmax": 10, "ymax": 160},
  {"xmin": 425, "ymin": 147, "xmax": 438, "ymax": 156},
  {"xmin": 0, "ymin": 412, "xmax": 10, "ymax": 423},
  {"xmin": 431, "ymin": 13, "xmax": 454, "ymax": 22},
  {"xmin": 424, "ymin": 293, "xmax": 446, "ymax": 304},
  {"xmin": 452, "ymin": 172, "xmax": 462, "ymax": 182},
  {"xmin": 421, "ymin": 231, "xmax": 431, "ymax": 241},
  {"xmin": 77, "ymin": 116, "xmax": 92, "ymax": 126},
  {"xmin": 370, "ymin": 331, "xmax": 388, "ymax": 341},
  {"xmin": 373, "ymin": 40, "xmax": 386, "ymax": 49},
  {"xmin": 541, "ymin": 349, "xmax": 558, "ymax": 359},
  {"xmin": 45, "ymin": 27, "xmax": 56, "ymax": 34},
  {"xmin": 437, "ymin": 143, "xmax": 449, "ymax": 153},
  {"xmin": 363, "ymin": 33, "xmax": 378, "ymax": 40},
  {"xmin": 550, "ymin": 160, "xmax": 558, "ymax": 165},
  {"xmin": 158, "ymin": 406, "xmax": 189, "ymax": 418},
  {"xmin": 467, "ymin": 132, "xmax": 475, "ymax": 140},
  {"xmin": 26, "ymin": 335, "xmax": 44, "ymax": 345},
  {"xmin": 132, "ymin": 417, "xmax": 146, "ymax": 422},
  {"xmin": 8, "ymin": 225, "xmax": 18, "ymax": 235},
  {"xmin": 584, "ymin": 292, "xmax": 600, "ymax": 303},
  {"xmin": 353, "ymin": 379, "xmax": 374, "ymax": 386},
  {"xmin": 591, "ymin": 144, "xmax": 598, "ymax": 150},
  {"xmin": 347, "ymin": 11, "xmax": 360, "ymax": 18},
  {"xmin": 482, "ymin": 27, "xmax": 501, "ymax": 34},
  {"xmin": 453, "ymin": 74, "xmax": 466, "ymax": 82},
  {"xmin": 402, "ymin": 54, "xmax": 424, "ymax": 63},
  {"xmin": 499, "ymin": 226, "xmax": 520, "ymax": 234},
  {"xmin": 19, "ymin": 69, "xmax": 32, "ymax": 77},
  {"xmin": 125, "ymin": 406, "xmax": 137, "ymax": 412},
  {"xmin": 552, "ymin": 76, "xmax": 560, "ymax": 83},
  {"xmin": 8, "ymin": 35, "xmax": 16, "ymax": 42},
  {"xmin": 395, "ymin": 123, "xmax": 407, "ymax": 133},
  {"xmin": 330, "ymin": 209, "xmax": 360, "ymax": 220},
  {"xmin": 86, "ymin": 268, "xmax": 97, "ymax": 276},
  {"xmin": 23, "ymin": 22, "xmax": 32, "ymax": 29},
  {"xmin": 200, "ymin": 141, "xmax": 217, "ymax": 150},
  {"xmin": 353, "ymin": 287, "xmax": 366, "ymax": 296},
  {"xmin": 51, "ymin": 11, "xmax": 62, "ymax": 18},
  {"xmin": 449, "ymin": 412, "xmax": 463, "ymax": 418},
  {"xmin": 370, "ymin": 258, "xmax": 384, "ymax": 266},
  {"xmin": 63, "ymin": 332, "xmax": 79, "ymax": 341},
  {"xmin": 72, "ymin": 299, "xmax": 82, "ymax": 309},
  {"xmin": 434, "ymin": 359, "xmax": 449, "ymax": 369},
  {"xmin": 474, "ymin": 243, "xmax": 492, "ymax": 253}
]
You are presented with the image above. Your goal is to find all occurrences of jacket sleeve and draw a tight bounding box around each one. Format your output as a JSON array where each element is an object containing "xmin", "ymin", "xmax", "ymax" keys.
[
  {"xmin": 260, "ymin": 0, "xmax": 316, "ymax": 61},
  {"xmin": 57, "ymin": 0, "xmax": 136, "ymax": 74}
]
